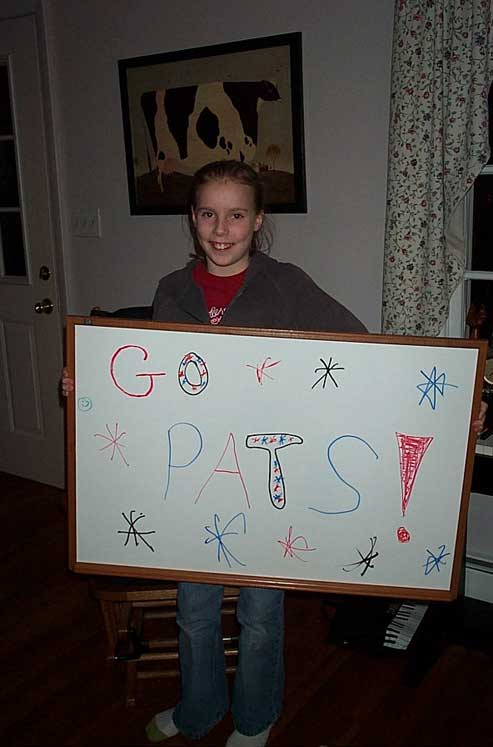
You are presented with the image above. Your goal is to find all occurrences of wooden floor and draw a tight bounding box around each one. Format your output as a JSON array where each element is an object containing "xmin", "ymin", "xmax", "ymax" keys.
[{"xmin": 2, "ymin": 471, "xmax": 493, "ymax": 746}]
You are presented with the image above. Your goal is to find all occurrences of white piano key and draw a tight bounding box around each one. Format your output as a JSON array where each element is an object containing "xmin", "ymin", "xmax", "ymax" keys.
[{"xmin": 383, "ymin": 602, "xmax": 428, "ymax": 650}]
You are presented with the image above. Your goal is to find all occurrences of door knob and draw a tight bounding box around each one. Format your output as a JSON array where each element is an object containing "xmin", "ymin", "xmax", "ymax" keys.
[{"xmin": 34, "ymin": 298, "xmax": 54, "ymax": 314}]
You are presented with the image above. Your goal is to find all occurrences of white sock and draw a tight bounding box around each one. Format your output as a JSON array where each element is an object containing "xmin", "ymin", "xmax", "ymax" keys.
[
  {"xmin": 154, "ymin": 708, "xmax": 179, "ymax": 738},
  {"xmin": 225, "ymin": 724, "xmax": 273, "ymax": 747}
]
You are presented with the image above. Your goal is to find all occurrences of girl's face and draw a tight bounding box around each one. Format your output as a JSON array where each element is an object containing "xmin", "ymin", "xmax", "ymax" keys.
[{"xmin": 192, "ymin": 179, "xmax": 263, "ymax": 276}]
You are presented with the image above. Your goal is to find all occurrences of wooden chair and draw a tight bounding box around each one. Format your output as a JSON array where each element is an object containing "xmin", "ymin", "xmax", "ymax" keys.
[
  {"xmin": 88, "ymin": 305, "xmax": 240, "ymax": 705},
  {"xmin": 91, "ymin": 577, "xmax": 240, "ymax": 706},
  {"xmin": 90, "ymin": 304, "xmax": 153, "ymax": 320}
]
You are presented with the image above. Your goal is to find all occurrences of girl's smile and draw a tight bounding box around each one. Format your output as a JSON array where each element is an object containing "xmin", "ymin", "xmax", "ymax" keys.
[
  {"xmin": 192, "ymin": 179, "xmax": 263, "ymax": 276},
  {"xmin": 210, "ymin": 242, "xmax": 234, "ymax": 250}
]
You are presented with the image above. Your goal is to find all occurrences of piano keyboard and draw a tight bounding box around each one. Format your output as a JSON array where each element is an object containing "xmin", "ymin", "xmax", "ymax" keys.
[
  {"xmin": 383, "ymin": 602, "xmax": 429, "ymax": 650},
  {"xmin": 475, "ymin": 441, "xmax": 493, "ymax": 456},
  {"xmin": 476, "ymin": 430, "xmax": 493, "ymax": 456}
]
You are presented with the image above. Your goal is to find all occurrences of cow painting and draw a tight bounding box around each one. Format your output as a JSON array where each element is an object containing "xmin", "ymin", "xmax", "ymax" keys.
[{"xmin": 141, "ymin": 80, "xmax": 280, "ymax": 190}]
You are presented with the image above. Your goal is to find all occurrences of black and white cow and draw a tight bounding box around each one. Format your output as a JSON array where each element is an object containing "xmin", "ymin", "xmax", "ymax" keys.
[{"xmin": 140, "ymin": 80, "xmax": 280, "ymax": 189}]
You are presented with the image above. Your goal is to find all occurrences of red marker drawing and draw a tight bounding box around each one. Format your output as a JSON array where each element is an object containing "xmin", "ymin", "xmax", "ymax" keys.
[
  {"xmin": 395, "ymin": 432, "xmax": 433, "ymax": 542},
  {"xmin": 397, "ymin": 526, "xmax": 411, "ymax": 543},
  {"xmin": 396, "ymin": 432, "xmax": 433, "ymax": 515}
]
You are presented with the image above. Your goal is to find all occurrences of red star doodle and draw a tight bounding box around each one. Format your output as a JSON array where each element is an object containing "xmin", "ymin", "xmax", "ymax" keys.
[
  {"xmin": 94, "ymin": 422, "xmax": 130, "ymax": 466},
  {"xmin": 277, "ymin": 525, "xmax": 316, "ymax": 561},
  {"xmin": 246, "ymin": 357, "xmax": 281, "ymax": 385}
]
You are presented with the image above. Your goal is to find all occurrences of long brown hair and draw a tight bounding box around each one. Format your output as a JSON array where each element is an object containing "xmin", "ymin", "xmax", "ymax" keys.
[{"xmin": 186, "ymin": 160, "xmax": 273, "ymax": 261}]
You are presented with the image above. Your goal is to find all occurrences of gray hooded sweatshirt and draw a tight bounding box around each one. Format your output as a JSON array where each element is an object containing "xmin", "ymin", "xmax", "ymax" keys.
[{"xmin": 152, "ymin": 253, "xmax": 367, "ymax": 335}]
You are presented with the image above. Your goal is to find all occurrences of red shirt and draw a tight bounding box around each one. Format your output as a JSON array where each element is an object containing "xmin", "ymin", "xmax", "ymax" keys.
[{"xmin": 192, "ymin": 262, "xmax": 246, "ymax": 325}]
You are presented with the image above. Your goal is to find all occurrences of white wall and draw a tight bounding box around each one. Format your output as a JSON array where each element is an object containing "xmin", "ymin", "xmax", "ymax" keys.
[
  {"xmin": 43, "ymin": 0, "xmax": 394, "ymax": 330},
  {"xmin": 465, "ymin": 492, "xmax": 493, "ymax": 602}
]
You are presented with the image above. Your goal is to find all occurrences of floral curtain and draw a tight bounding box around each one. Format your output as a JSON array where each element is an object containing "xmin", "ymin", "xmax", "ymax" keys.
[{"xmin": 382, "ymin": 0, "xmax": 493, "ymax": 336}]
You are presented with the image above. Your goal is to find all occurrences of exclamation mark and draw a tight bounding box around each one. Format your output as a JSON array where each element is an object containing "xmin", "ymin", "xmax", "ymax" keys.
[{"xmin": 395, "ymin": 433, "xmax": 433, "ymax": 543}]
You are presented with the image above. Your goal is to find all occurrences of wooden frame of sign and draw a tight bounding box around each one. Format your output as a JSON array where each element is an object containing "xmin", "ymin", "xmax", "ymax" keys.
[{"xmin": 66, "ymin": 316, "xmax": 486, "ymax": 602}]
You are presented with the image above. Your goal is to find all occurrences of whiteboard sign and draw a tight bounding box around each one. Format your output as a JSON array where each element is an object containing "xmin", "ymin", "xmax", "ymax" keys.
[{"xmin": 67, "ymin": 317, "xmax": 486, "ymax": 601}]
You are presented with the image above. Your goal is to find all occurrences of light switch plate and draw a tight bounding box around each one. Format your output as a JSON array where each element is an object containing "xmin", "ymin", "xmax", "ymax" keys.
[{"xmin": 72, "ymin": 209, "xmax": 102, "ymax": 238}]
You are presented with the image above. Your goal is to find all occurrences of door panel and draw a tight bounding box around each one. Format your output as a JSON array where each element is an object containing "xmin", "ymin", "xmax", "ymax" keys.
[
  {"xmin": 0, "ymin": 14, "xmax": 64, "ymax": 486},
  {"xmin": 3, "ymin": 319, "xmax": 42, "ymax": 433}
]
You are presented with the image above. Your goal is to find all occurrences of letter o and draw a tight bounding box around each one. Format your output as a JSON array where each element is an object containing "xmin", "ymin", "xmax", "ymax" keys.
[{"xmin": 178, "ymin": 352, "xmax": 209, "ymax": 396}]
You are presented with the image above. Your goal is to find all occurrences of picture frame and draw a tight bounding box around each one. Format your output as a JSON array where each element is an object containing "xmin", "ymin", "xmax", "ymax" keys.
[{"xmin": 118, "ymin": 32, "xmax": 306, "ymax": 215}]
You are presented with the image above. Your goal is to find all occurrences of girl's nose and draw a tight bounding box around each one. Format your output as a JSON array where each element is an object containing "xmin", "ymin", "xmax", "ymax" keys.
[{"xmin": 213, "ymin": 217, "xmax": 228, "ymax": 235}]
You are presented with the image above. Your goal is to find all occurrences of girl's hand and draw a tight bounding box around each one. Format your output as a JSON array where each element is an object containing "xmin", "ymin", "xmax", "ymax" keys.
[
  {"xmin": 61, "ymin": 367, "xmax": 74, "ymax": 397},
  {"xmin": 472, "ymin": 400, "xmax": 488, "ymax": 435}
]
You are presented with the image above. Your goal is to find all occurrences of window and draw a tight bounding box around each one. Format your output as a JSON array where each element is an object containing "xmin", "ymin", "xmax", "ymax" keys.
[
  {"xmin": 446, "ymin": 84, "xmax": 493, "ymax": 346},
  {"xmin": 0, "ymin": 61, "xmax": 27, "ymax": 279}
]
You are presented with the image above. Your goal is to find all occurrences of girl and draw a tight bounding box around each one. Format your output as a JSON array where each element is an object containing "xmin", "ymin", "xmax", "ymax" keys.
[
  {"xmin": 62, "ymin": 160, "xmax": 486, "ymax": 745},
  {"xmin": 151, "ymin": 161, "xmax": 367, "ymax": 334},
  {"xmin": 145, "ymin": 160, "xmax": 366, "ymax": 746},
  {"xmin": 63, "ymin": 160, "xmax": 366, "ymax": 745}
]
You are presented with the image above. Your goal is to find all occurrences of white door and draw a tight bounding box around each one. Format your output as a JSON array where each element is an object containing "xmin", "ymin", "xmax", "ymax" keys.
[{"xmin": 0, "ymin": 14, "xmax": 65, "ymax": 487}]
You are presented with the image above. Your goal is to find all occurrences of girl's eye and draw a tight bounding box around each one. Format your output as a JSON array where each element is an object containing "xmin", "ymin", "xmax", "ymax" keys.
[
  {"xmin": 231, "ymin": 213, "xmax": 245, "ymax": 220},
  {"xmin": 199, "ymin": 210, "xmax": 214, "ymax": 219}
]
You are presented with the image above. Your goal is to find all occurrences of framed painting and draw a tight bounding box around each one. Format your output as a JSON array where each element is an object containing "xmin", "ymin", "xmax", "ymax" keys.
[{"xmin": 118, "ymin": 32, "xmax": 306, "ymax": 215}]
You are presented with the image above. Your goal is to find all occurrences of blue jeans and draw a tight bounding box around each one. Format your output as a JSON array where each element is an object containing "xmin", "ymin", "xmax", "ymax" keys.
[{"xmin": 172, "ymin": 582, "xmax": 285, "ymax": 740}]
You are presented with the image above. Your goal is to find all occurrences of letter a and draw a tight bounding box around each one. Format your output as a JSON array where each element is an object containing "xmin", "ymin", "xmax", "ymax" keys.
[{"xmin": 195, "ymin": 433, "xmax": 250, "ymax": 508}]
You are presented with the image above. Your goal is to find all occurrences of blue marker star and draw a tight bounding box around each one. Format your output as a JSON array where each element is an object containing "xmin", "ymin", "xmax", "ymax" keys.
[
  {"xmin": 423, "ymin": 544, "xmax": 450, "ymax": 575},
  {"xmin": 204, "ymin": 512, "xmax": 247, "ymax": 568},
  {"xmin": 417, "ymin": 366, "xmax": 458, "ymax": 410}
]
